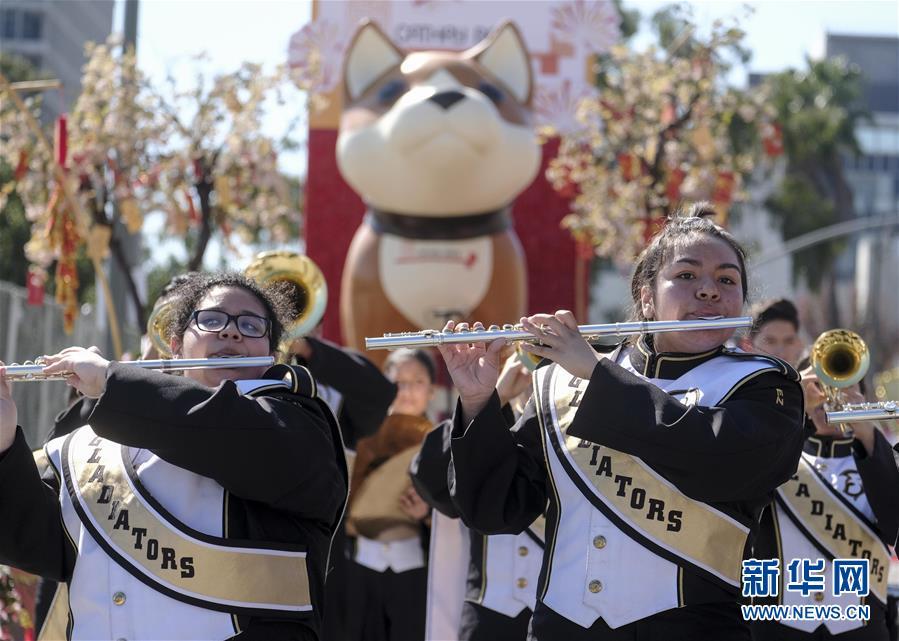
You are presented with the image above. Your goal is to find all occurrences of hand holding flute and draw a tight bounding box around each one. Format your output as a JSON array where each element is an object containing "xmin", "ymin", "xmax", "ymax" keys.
[
  {"xmin": 439, "ymin": 311, "xmax": 602, "ymax": 423},
  {"xmin": 39, "ymin": 346, "xmax": 111, "ymax": 398},
  {"xmin": 1, "ymin": 346, "xmax": 109, "ymax": 454}
]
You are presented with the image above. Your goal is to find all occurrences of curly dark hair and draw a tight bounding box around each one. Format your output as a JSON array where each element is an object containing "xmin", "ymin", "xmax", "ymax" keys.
[
  {"xmin": 166, "ymin": 272, "xmax": 293, "ymax": 352},
  {"xmin": 147, "ymin": 272, "xmax": 201, "ymax": 315},
  {"xmin": 160, "ymin": 271, "xmax": 201, "ymax": 300},
  {"xmin": 629, "ymin": 202, "xmax": 749, "ymax": 322}
]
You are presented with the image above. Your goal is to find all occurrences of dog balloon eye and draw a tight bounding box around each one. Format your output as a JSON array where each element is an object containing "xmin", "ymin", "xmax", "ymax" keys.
[
  {"xmin": 478, "ymin": 82, "xmax": 504, "ymax": 104},
  {"xmin": 377, "ymin": 80, "xmax": 407, "ymax": 104}
]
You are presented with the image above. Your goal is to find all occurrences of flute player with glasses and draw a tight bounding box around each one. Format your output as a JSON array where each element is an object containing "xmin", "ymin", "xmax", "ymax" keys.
[
  {"xmin": 433, "ymin": 207, "xmax": 808, "ymax": 640},
  {"xmin": 0, "ymin": 272, "xmax": 347, "ymax": 641}
]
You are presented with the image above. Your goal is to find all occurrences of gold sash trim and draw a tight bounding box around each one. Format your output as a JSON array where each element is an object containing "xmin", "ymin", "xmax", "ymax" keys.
[
  {"xmin": 63, "ymin": 428, "xmax": 312, "ymax": 614},
  {"xmin": 37, "ymin": 583, "xmax": 69, "ymax": 641},
  {"xmin": 527, "ymin": 515, "xmax": 546, "ymax": 544},
  {"xmin": 777, "ymin": 456, "xmax": 889, "ymax": 604},
  {"xmin": 539, "ymin": 366, "xmax": 750, "ymax": 588}
]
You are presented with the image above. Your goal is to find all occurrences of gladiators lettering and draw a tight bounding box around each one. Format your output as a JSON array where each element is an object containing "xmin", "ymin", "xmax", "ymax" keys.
[
  {"xmin": 87, "ymin": 448, "xmax": 196, "ymax": 579},
  {"xmin": 791, "ymin": 478, "xmax": 885, "ymax": 583},
  {"xmin": 584, "ymin": 442, "xmax": 683, "ymax": 532},
  {"xmin": 568, "ymin": 376, "xmax": 584, "ymax": 408}
]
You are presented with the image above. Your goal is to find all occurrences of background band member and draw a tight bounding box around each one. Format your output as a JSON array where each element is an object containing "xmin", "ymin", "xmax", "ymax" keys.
[
  {"xmin": 275, "ymin": 279, "xmax": 397, "ymax": 641},
  {"xmin": 345, "ymin": 348, "xmax": 436, "ymax": 641},
  {"xmin": 412, "ymin": 352, "xmax": 541, "ymax": 640},
  {"xmin": 437, "ymin": 210, "xmax": 807, "ymax": 640},
  {"xmin": 288, "ymin": 333, "xmax": 395, "ymax": 450},
  {"xmin": 750, "ymin": 356, "xmax": 899, "ymax": 641},
  {"xmin": 741, "ymin": 298, "xmax": 805, "ymax": 368},
  {"xmin": 0, "ymin": 272, "xmax": 347, "ymax": 641}
]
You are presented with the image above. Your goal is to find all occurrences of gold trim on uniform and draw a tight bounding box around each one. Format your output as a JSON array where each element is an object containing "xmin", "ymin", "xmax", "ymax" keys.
[
  {"xmin": 41, "ymin": 443, "xmax": 81, "ymax": 560},
  {"xmin": 68, "ymin": 429, "xmax": 312, "ymax": 611},
  {"xmin": 652, "ymin": 348, "xmax": 720, "ymax": 379},
  {"xmin": 777, "ymin": 457, "xmax": 890, "ymax": 604},
  {"xmin": 528, "ymin": 515, "xmax": 547, "ymax": 543},
  {"xmin": 535, "ymin": 378, "xmax": 564, "ymax": 602},
  {"xmin": 544, "ymin": 368, "xmax": 750, "ymax": 587},
  {"xmin": 33, "ymin": 447, "xmax": 51, "ymax": 473},
  {"xmin": 37, "ymin": 584, "xmax": 69, "ymax": 641},
  {"xmin": 771, "ymin": 503, "xmax": 785, "ymax": 605},
  {"xmin": 476, "ymin": 535, "xmax": 489, "ymax": 603}
]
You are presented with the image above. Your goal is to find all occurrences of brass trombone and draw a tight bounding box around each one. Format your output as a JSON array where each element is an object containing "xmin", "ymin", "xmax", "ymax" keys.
[
  {"xmin": 2, "ymin": 356, "xmax": 275, "ymax": 382},
  {"xmin": 245, "ymin": 250, "xmax": 328, "ymax": 350},
  {"xmin": 810, "ymin": 329, "xmax": 898, "ymax": 426},
  {"xmin": 145, "ymin": 298, "xmax": 178, "ymax": 359}
]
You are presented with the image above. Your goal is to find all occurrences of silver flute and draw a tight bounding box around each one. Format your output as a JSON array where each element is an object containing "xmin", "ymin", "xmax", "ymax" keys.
[
  {"xmin": 2, "ymin": 356, "xmax": 275, "ymax": 382},
  {"xmin": 365, "ymin": 317, "xmax": 753, "ymax": 350},
  {"xmin": 826, "ymin": 401, "xmax": 898, "ymax": 424}
]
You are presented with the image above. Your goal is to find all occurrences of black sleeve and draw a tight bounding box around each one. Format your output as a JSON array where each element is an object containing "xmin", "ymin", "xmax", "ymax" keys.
[
  {"xmin": 302, "ymin": 337, "xmax": 397, "ymax": 444},
  {"xmin": 448, "ymin": 393, "xmax": 548, "ymax": 535},
  {"xmin": 46, "ymin": 396, "xmax": 96, "ymax": 442},
  {"xmin": 0, "ymin": 429, "xmax": 74, "ymax": 581},
  {"xmin": 410, "ymin": 420, "xmax": 460, "ymax": 518},
  {"xmin": 411, "ymin": 405, "xmax": 517, "ymax": 518},
  {"xmin": 568, "ymin": 359, "xmax": 807, "ymax": 503},
  {"xmin": 854, "ymin": 429, "xmax": 899, "ymax": 546},
  {"xmin": 87, "ymin": 363, "xmax": 346, "ymax": 522}
]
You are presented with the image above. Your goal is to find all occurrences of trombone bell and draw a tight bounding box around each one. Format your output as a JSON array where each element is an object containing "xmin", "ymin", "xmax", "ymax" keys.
[
  {"xmin": 245, "ymin": 250, "xmax": 328, "ymax": 346},
  {"xmin": 810, "ymin": 329, "xmax": 869, "ymax": 390}
]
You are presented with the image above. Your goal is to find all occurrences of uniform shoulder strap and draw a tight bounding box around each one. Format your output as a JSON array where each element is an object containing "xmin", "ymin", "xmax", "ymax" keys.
[
  {"xmin": 720, "ymin": 347, "xmax": 800, "ymax": 382},
  {"xmin": 236, "ymin": 364, "xmax": 318, "ymax": 399},
  {"xmin": 265, "ymin": 363, "xmax": 318, "ymax": 398}
]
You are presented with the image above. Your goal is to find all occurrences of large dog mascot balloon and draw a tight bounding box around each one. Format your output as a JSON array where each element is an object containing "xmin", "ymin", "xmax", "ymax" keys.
[{"xmin": 337, "ymin": 21, "xmax": 541, "ymax": 364}]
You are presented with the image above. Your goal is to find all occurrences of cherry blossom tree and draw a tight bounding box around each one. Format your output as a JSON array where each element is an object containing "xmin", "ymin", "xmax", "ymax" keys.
[
  {"xmin": 547, "ymin": 7, "xmax": 782, "ymax": 263},
  {"xmin": 149, "ymin": 57, "xmax": 302, "ymax": 272},
  {"xmin": 2, "ymin": 36, "xmax": 302, "ymax": 334},
  {"xmin": 0, "ymin": 566, "xmax": 35, "ymax": 641}
]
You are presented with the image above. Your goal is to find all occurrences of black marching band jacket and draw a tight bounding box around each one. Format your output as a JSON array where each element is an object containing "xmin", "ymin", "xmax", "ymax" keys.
[
  {"xmin": 412, "ymin": 406, "xmax": 544, "ymax": 639},
  {"xmin": 751, "ymin": 425, "xmax": 899, "ymax": 640},
  {"xmin": 445, "ymin": 338, "xmax": 807, "ymax": 639},
  {"xmin": 0, "ymin": 362, "xmax": 347, "ymax": 641},
  {"xmin": 293, "ymin": 337, "xmax": 397, "ymax": 449}
]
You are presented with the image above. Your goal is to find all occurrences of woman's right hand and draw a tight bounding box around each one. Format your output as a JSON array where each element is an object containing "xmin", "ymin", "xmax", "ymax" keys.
[
  {"xmin": 436, "ymin": 320, "xmax": 507, "ymax": 422},
  {"xmin": 0, "ymin": 362, "xmax": 18, "ymax": 453}
]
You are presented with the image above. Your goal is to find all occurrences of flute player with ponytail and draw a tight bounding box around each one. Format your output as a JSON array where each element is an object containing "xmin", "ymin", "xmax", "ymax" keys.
[{"xmin": 438, "ymin": 205, "xmax": 808, "ymax": 640}]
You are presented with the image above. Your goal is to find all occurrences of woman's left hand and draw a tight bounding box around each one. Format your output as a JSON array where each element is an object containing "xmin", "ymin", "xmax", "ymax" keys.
[
  {"xmin": 41, "ymin": 347, "xmax": 110, "ymax": 398},
  {"xmin": 399, "ymin": 485, "xmax": 430, "ymax": 522},
  {"xmin": 519, "ymin": 310, "xmax": 601, "ymax": 380},
  {"xmin": 496, "ymin": 353, "xmax": 531, "ymax": 407}
]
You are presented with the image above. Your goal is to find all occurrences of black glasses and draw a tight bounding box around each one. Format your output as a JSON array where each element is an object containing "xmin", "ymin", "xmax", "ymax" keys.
[{"xmin": 190, "ymin": 309, "xmax": 271, "ymax": 338}]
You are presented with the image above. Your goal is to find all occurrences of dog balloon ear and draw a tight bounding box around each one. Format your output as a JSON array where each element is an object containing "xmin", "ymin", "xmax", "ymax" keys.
[
  {"xmin": 343, "ymin": 20, "xmax": 404, "ymax": 102},
  {"xmin": 468, "ymin": 21, "xmax": 532, "ymax": 105}
]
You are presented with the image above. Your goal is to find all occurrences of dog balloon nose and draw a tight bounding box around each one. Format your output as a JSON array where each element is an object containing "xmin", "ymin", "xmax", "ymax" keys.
[{"xmin": 429, "ymin": 90, "xmax": 465, "ymax": 110}]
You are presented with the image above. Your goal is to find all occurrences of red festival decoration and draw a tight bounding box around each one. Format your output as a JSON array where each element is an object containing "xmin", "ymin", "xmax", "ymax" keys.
[
  {"xmin": 25, "ymin": 267, "xmax": 45, "ymax": 306},
  {"xmin": 54, "ymin": 114, "xmax": 68, "ymax": 167}
]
